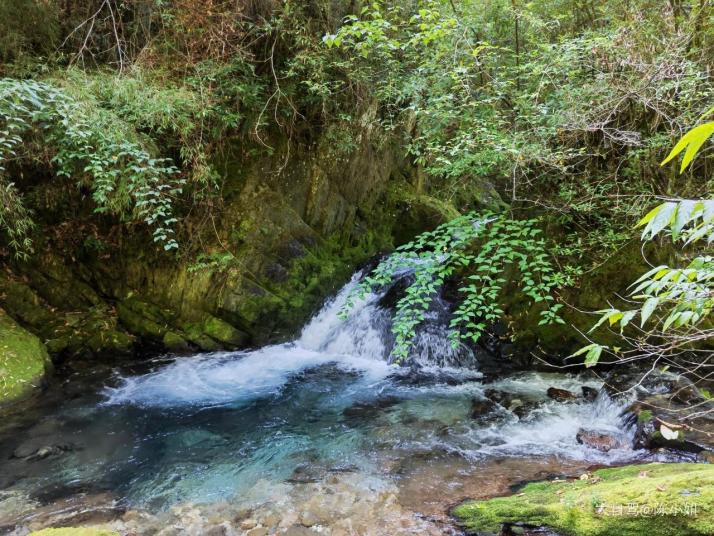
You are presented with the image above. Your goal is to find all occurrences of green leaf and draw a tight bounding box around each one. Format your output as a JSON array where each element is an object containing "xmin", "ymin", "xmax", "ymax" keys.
[
  {"xmin": 569, "ymin": 343, "xmax": 606, "ymax": 368},
  {"xmin": 661, "ymin": 121, "xmax": 714, "ymax": 173},
  {"xmin": 640, "ymin": 297, "xmax": 659, "ymax": 327}
]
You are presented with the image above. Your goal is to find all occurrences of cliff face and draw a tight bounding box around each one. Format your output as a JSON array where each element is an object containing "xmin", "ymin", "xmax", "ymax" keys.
[{"xmin": 0, "ymin": 108, "xmax": 478, "ymax": 381}]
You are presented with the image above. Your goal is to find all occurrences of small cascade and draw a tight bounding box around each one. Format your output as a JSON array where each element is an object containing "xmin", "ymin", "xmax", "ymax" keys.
[
  {"xmin": 102, "ymin": 268, "xmax": 643, "ymax": 470},
  {"xmin": 298, "ymin": 271, "xmax": 392, "ymax": 360},
  {"xmin": 1, "ymin": 268, "xmax": 662, "ymax": 527}
]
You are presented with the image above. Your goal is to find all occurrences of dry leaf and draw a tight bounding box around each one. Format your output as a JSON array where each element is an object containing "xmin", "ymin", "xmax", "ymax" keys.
[{"xmin": 660, "ymin": 424, "xmax": 679, "ymax": 441}]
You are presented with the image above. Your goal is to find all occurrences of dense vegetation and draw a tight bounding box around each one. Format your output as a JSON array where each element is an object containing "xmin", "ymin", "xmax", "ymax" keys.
[
  {"xmin": 1, "ymin": 3, "xmax": 714, "ymax": 536},
  {"xmin": 0, "ymin": 0, "xmax": 712, "ymax": 377}
]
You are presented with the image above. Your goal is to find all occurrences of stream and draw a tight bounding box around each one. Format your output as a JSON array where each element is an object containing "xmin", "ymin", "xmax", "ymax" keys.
[{"xmin": 0, "ymin": 272, "xmax": 678, "ymax": 535}]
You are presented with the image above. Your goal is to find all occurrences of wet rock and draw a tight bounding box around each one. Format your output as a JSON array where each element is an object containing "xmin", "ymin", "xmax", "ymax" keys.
[
  {"xmin": 201, "ymin": 315, "xmax": 249, "ymax": 347},
  {"xmin": 648, "ymin": 428, "xmax": 702, "ymax": 453},
  {"xmin": 284, "ymin": 526, "xmax": 314, "ymax": 536},
  {"xmin": 470, "ymin": 397, "xmax": 497, "ymax": 419},
  {"xmin": 546, "ymin": 387, "xmax": 577, "ymax": 402},
  {"xmin": 260, "ymin": 512, "xmax": 280, "ymax": 527},
  {"xmin": 246, "ymin": 528, "xmax": 269, "ymax": 536},
  {"xmin": 299, "ymin": 510, "xmax": 320, "ymax": 527},
  {"xmin": 576, "ymin": 428, "xmax": 627, "ymax": 452},
  {"xmin": 205, "ymin": 523, "xmax": 230, "ymax": 536},
  {"xmin": 627, "ymin": 405, "xmax": 711, "ymax": 454},
  {"xmin": 633, "ymin": 411, "xmax": 657, "ymax": 450},
  {"xmin": 581, "ymin": 386, "xmax": 599, "ymax": 402},
  {"xmin": 13, "ymin": 441, "xmax": 71, "ymax": 461},
  {"xmin": 287, "ymin": 464, "xmax": 326, "ymax": 484},
  {"xmin": 697, "ymin": 450, "xmax": 714, "ymax": 463},
  {"xmin": 18, "ymin": 492, "xmax": 123, "ymax": 529},
  {"xmin": 669, "ymin": 379, "xmax": 705, "ymax": 405},
  {"xmin": 483, "ymin": 389, "xmax": 535, "ymax": 418},
  {"xmin": 162, "ymin": 331, "xmax": 190, "ymax": 352},
  {"xmin": 484, "ymin": 389, "xmax": 509, "ymax": 405},
  {"xmin": 342, "ymin": 396, "xmax": 400, "ymax": 421},
  {"xmin": 240, "ymin": 518, "xmax": 257, "ymax": 530}
]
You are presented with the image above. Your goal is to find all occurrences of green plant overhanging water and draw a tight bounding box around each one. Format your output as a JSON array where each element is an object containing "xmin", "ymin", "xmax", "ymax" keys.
[
  {"xmin": 341, "ymin": 212, "xmax": 565, "ymax": 362},
  {"xmin": 576, "ymin": 116, "xmax": 714, "ymax": 369},
  {"xmin": 0, "ymin": 78, "xmax": 184, "ymax": 256}
]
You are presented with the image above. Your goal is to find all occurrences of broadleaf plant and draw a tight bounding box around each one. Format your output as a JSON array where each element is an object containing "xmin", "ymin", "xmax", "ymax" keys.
[
  {"xmin": 0, "ymin": 78, "xmax": 184, "ymax": 256},
  {"xmin": 584, "ymin": 115, "xmax": 714, "ymax": 367},
  {"xmin": 341, "ymin": 212, "xmax": 564, "ymax": 362}
]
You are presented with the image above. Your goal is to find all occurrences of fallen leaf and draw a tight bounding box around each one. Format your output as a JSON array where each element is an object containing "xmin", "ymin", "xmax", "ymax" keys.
[{"xmin": 660, "ymin": 424, "xmax": 680, "ymax": 441}]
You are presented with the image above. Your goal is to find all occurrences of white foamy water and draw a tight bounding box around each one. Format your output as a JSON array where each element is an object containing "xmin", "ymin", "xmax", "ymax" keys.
[
  {"xmin": 105, "ymin": 273, "xmax": 396, "ymax": 407},
  {"xmin": 103, "ymin": 270, "xmax": 642, "ymax": 467},
  {"xmin": 452, "ymin": 372, "xmax": 639, "ymax": 463},
  {"xmin": 103, "ymin": 346, "xmax": 393, "ymax": 407},
  {"xmin": 298, "ymin": 272, "xmax": 391, "ymax": 359}
]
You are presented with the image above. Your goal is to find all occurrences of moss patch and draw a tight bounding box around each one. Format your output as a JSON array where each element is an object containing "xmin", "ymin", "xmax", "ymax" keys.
[
  {"xmin": 453, "ymin": 463, "xmax": 714, "ymax": 536},
  {"xmin": 29, "ymin": 529, "xmax": 119, "ymax": 536},
  {"xmin": 0, "ymin": 308, "xmax": 52, "ymax": 404}
]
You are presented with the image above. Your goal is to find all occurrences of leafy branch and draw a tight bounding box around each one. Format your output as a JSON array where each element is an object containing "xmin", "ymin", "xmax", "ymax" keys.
[
  {"xmin": 0, "ymin": 78, "xmax": 184, "ymax": 256},
  {"xmin": 341, "ymin": 212, "xmax": 563, "ymax": 362}
]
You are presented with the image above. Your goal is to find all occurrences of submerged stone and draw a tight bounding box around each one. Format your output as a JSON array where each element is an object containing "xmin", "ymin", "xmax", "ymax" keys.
[
  {"xmin": 581, "ymin": 386, "xmax": 599, "ymax": 402},
  {"xmin": 29, "ymin": 530, "xmax": 119, "ymax": 536}
]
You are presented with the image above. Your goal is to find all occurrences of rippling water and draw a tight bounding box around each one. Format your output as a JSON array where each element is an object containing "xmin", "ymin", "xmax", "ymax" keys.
[{"xmin": 0, "ymin": 273, "xmax": 659, "ymax": 533}]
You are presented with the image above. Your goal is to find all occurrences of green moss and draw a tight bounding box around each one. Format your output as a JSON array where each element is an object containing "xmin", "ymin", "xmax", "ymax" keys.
[
  {"xmin": 29, "ymin": 528, "xmax": 118, "ymax": 536},
  {"xmin": 162, "ymin": 331, "xmax": 190, "ymax": 352},
  {"xmin": 638, "ymin": 410, "xmax": 654, "ymax": 423},
  {"xmin": 117, "ymin": 297, "xmax": 171, "ymax": 339},
  {"xmin": 201, "ymin": 315, "xmax": 248, "ymax": 346},
  {"xmin": 453, "ymin": 463, "xmax": 714, "ymax": 536},
  {"xmin": 0, "ymin": 308, "xmax": 52, "ymax": 404},
  {"xmin": 182, "ymin": 322, "xmax": 222, "ymax": 351}
]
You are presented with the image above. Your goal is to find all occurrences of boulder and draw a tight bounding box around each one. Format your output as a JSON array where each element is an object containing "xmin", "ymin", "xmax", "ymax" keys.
[
  {"xmin": 581, "ymin": 386, "xmax": 599, "ymax": 402},
  {"xmin": 0, "ymin": 308, "xmax": 52, "ymax": 405},
  {"xmin": 200, "ymin": 315, "xmax": 249, "ymax": 347},
  {"xmin": 575, "ymin": 428, "xmax": 627, "ymax": 452},
  {"xmin": 547, "ymin": 387, "xmax": 577, "ymax": 402},
  {"xmin": 470, "ymin": 398, "xmax": 498, "ymax": 419}
]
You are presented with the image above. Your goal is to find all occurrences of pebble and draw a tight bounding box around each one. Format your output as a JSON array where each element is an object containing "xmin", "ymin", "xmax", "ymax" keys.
[{"xmin": 240, "ymin": 518, "xmax": 258, "ymax": 530}]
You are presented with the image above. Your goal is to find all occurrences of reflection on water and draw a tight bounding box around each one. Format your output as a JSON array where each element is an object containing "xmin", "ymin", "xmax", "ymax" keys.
[{"xmin": 0, "ymin": 273, "xmax": 660, "ymax": 534}]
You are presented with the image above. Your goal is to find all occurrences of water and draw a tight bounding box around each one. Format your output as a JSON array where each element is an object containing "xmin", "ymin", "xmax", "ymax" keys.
[{"xmin": 0, "ymin": 272, "xmax": 661, "ymax": 534}]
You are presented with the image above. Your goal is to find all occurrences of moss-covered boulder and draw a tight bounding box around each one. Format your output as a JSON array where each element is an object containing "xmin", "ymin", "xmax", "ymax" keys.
[
  {"xmin": 29, "ymin": 528, "xmax": 118, "ymax": 536},
  {"xmin": 453, "ymin": 463, "xmax": 714, "ymax": 536},
  {"xmin": 0, "ymin": 308, "xmax": 52, "ymax": 404},
  {"xmin": 201, "ymin": 314, "xmax": 249, "ymax": 346}
]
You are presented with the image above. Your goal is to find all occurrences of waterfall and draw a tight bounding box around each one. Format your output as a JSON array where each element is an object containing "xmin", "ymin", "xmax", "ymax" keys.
[{"xmin": 103, "ymin": 269, "xmax": 476, "ymax": 407}]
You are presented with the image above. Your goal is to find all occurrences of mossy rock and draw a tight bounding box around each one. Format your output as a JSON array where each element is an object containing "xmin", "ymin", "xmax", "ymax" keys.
[
  {"xmin": 453, "ymin": 463, "xmax": 714, "ymax": 536},
  {"xmin": 201, "ymin": 315, "xmax": 248, "ymax": 346},
  {"xmin": 29, "ymin": 528, "xmax": 119, "ymax": 536},
  {"xmin": 182, "ymin": 322, "xmax": 222, "ymax": 351},
  {"xmin": 162, "ymin": 331, "xmax": 190, "ymax": 352},
  {"xmin": 0, "ymin": 308, "xmax": 52, "ymax": 404},
  {"xmin": 117, "ymin": 297, "xmax": 172, "ymax": 340}
]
